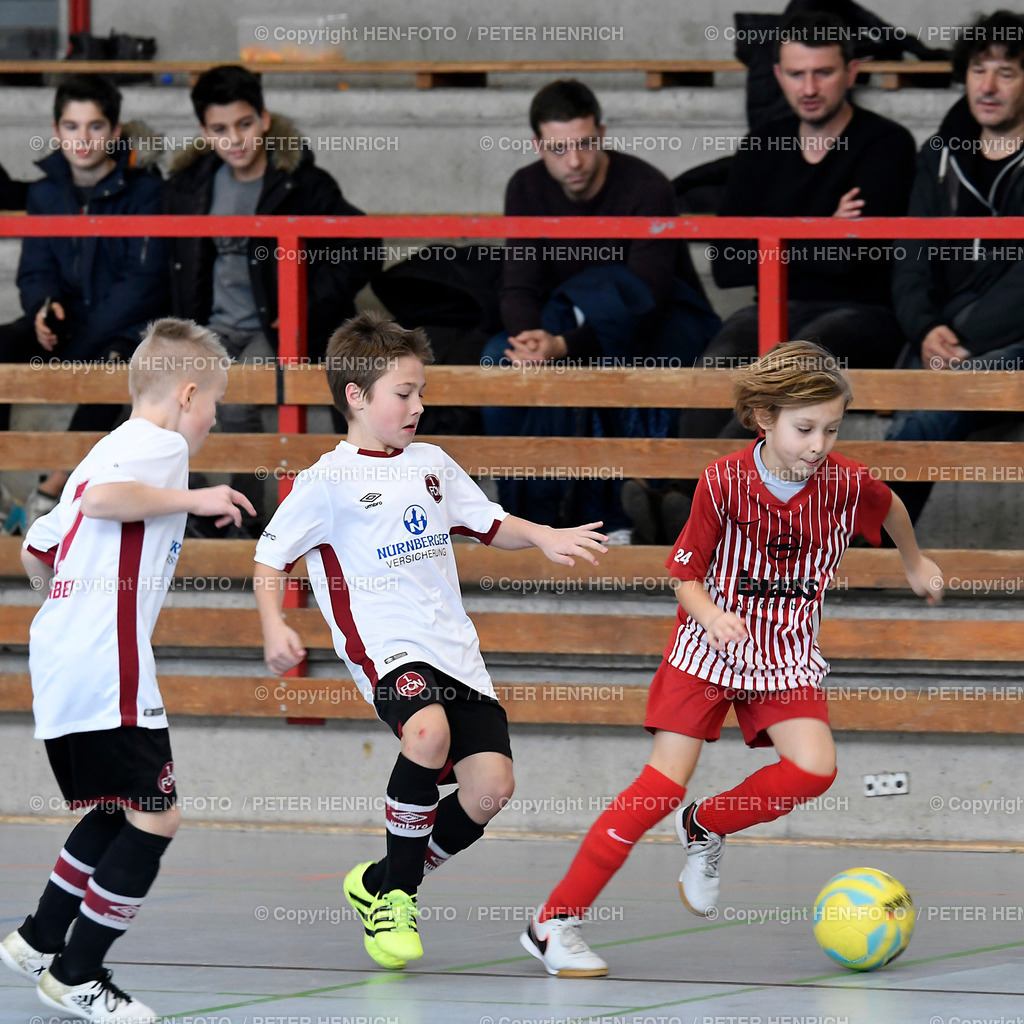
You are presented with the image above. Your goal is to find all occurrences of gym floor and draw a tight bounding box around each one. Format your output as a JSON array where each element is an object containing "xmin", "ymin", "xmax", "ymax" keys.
[{"xmin": 2, "ymin": 819, "xmax": 1022, "ymax": 1024}]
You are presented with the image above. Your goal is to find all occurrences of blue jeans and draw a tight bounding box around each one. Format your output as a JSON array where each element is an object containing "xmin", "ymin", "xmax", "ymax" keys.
[
  {"xmin": 885, "ymin": 340, "xmax": 1024, "ymax": 521},
  {"xmin": 481, "ymin": 266, "xmax": 720, "ymax": 526}
]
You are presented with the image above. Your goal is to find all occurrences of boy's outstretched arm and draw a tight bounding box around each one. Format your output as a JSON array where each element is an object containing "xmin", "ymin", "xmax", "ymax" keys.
[
  {"xmin": 490, "ymin": 516, "xmax": 608, "ymax": 566},
  {"xmin": 882, "ymin": 492, "xmax": 943, "ymax": 605},
  {"xmin": 82, "ymin": 482, "xmax": 256, "ymax": 526},
  {"xmin": 253, "ymin": 561, "xmax": 307, "ymax": 675}
]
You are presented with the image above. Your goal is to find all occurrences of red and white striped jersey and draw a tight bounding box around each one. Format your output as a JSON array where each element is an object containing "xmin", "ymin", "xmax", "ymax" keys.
[
  {"xmin": 254, "ymin": 440, "xmax": 507, "ymax": 705},
  {"xmin": 23, "ymin": 419, "xmax": 189, "ymax": 739},
  {"xmin": 665, "ymin": 441, "xmax": 892, "ymax": 691}
]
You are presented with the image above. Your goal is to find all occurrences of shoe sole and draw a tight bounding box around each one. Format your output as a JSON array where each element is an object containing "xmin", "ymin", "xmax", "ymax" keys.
[
  {"xmin": 38, "ymin": 987, "xmax": 160, "ymax": 1023},
  {"xmin": 343, "ymin": 865, "xmax": 406, "ymax": 971},
  {"xmin": 518, "ymin": 929, "xmax": 609, "ymax": 978}
]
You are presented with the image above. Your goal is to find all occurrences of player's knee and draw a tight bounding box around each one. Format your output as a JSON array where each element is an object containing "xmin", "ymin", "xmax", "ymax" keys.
[
  {"xmin": 127, "ymin": 803, "xmax": 181, "ymax": 838},
  {"xmin": 488, "ymin": 769, "xmax": 515, "ymax": 812},
  {"xmin": 401, "ymin": 720, "xmax": 451, "ymax": 766},
  {"xmin": 787, "ymin": 751, "xmax": 837, "ymax": 787}
]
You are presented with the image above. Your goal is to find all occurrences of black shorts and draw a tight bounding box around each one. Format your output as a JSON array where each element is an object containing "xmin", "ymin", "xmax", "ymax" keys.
[
  {"xmin": 45, "ymin": 726, "xmax": 177, "ymax": 813},
  {"xmin": 373, "ymin": 663, "xmax": 512, "ymax": 781}
]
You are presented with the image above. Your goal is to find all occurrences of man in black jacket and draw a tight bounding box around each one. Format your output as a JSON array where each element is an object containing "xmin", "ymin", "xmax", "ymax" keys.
[
  {"xmin": 684, "ymin": 9, "xmax": 916, "ymax": 439},
  {"xmin": 887, "ymin": 10, "xmax": 1024, "ymax": 523},
  {"xmin": 163, "ymin": 65, "xmax": 378, "ymax": 529}
]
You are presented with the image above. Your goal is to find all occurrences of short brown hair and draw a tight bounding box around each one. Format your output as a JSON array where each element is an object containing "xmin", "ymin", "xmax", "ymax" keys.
[
  {"xmin": 325, "ymin": 311, "xmax": 434, "ymax": 420},
  {"xmin": 734, "ymin": 340, "xmax": 852, "ymax": 432},
  {"xmin": 128, "ymin": 318, "xmax": 229, "ymax": 402}
]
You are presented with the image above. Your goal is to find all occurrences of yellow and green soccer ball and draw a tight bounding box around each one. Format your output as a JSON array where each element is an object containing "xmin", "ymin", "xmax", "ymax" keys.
[{"xmin": 813, "ymin": 867, "xmax": 915, "ymax": 970}]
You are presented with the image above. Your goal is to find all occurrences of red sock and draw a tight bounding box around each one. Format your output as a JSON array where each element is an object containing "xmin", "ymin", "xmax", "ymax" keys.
[
  {"xmin": 697, "ymin": 756, "xmax": 836, "ymax": 836},
  {"xmin": 540, "ymin": 765, "xmax": 686, "ymax": 921}
]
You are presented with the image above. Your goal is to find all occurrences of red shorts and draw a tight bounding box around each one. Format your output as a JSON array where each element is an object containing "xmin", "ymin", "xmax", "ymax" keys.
[{"xmin": 643, "ymin": 660, "xmax": 830, "ymax": 749}]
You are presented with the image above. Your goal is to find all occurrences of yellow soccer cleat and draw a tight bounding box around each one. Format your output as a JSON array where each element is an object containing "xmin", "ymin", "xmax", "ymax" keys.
[{"xmin": 343, "ymin": 862, "xmax": 406, "ymax": 970}]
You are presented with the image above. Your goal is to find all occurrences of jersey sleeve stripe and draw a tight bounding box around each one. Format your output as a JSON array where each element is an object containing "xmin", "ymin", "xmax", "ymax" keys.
[
  {"xmin": 451, "ymin": 519, "xmax": 502, "ymax": 545},
  {"xmin": 26, "ymin": 543, "xmax": 58, "ymax": 568}
]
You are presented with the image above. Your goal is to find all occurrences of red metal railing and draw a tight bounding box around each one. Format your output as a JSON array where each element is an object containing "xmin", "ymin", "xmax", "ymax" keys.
[{"xmin": 5, "ymin": 212, "xmax": 1022, "ymax": 368}]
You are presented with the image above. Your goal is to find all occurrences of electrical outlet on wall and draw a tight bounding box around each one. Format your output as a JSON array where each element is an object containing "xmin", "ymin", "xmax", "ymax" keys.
[{"xmin": 863, "ymin": 772, "xmax": 909, "ymax": 797}]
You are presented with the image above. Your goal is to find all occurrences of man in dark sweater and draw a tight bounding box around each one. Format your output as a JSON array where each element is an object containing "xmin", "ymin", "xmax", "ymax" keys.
[
  {"xmin": 481, "ymin": 79, "xmax": 719, "ymax": 539},
  {"xmin": 684, "ymin": 9, "xmax": 916, "ymax": 439},
  {"xmin": 886, "ymin": 10, "xmax": 1024, "ymax": 523}
]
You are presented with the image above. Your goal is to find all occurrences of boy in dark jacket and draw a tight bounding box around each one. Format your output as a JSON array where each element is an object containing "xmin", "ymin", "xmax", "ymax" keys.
[
  {"xmin": 887, "ymin": 10, "xmax": 1024, "ymax": 522},
  {"xmin": 163, "ymin": 64, "xmax": 378, "ymax": 530},
  {"xmin": 0, "ymin": 74, "xmax": 168, "ymax": 524}
]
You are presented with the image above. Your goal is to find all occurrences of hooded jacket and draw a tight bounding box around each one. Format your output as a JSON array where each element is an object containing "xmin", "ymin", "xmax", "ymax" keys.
[
  {"xmin": 162, "ymin": 113, "xmax": 379, "ymax": 359},
  {"xmin": 17, "ymin": 121, "xmax": 168, "ymax": 361},
  {"xmin": 892, "ymin": 96, "xmax": 1024, "ymax": 356}
]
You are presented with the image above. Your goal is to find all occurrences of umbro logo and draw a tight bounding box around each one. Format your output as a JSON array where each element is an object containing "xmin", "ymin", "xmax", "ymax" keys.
[
  {"xmin": 391, "ymin": 810, "xmax": 428, "ymax": 824},
  {"xmin": 360, "ymin": 492, "xmax": 383, "ymax": 509}
]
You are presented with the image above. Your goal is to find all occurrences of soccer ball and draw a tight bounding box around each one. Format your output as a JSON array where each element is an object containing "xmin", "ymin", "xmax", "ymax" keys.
[{"xmin": 812, "ymin": 867, "xmax": 915, "ymax": 970}]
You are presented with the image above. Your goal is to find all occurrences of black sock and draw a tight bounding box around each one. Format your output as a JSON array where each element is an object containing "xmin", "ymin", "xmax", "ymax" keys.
[
  {"xmin": 53, "ymin": 823, "xmax": 171, "ymax": 984},
  {"xmin": 364, "ymin": 788, "xmax": 487, "ymax": 894},
  {"xmin": 424, "ymin": 791, "xmax": 485, "ymax": 875},
  {"xmin": 378, "ymin": 754, "xmax": 439, "ymax": 896},
  {"xmin": 21, "ymin": 807, "xmax": 125, "ymax": 954}
]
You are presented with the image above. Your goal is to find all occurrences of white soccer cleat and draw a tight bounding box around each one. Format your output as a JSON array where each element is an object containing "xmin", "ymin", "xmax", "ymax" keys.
[
  {"xmin": 520, "ymin": 909, "xmax": 608, "ymax": 977},
  {"xmin": 676, "ymin": 799, "xmax": 725, "ymax": 916},
  {"xmin": 0, "ymin": 928, "xmax": 55, "ymax": 980},
  {"xmin": 37, "ymin": 968, "xmax": 158, "ymax": 1023}
]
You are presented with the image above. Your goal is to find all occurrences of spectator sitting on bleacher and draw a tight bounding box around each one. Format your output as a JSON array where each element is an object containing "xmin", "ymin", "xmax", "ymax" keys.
[
  {"xmin": 480, "ymin": 79, "xmax": 720, "ymax": 544},
  {"xmin": 163, "ymin": 65, "xmax": 380, "ymax": 534},
  {"xmin": 886, "ymin": 9, "xmax": 1024, "ymax": 524},
  {"xmin": 0, "ymin": 74, "xmax": 167, "ymax": 528},
  {"xmin": 681, "ymin": 8, "xmax": 916, "ymax": 441}
]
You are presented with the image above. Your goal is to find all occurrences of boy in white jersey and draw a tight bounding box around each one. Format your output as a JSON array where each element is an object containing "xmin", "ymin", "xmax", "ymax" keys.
[
  {"xmin": 521, "ymin": 341, "xmax": 944, "ymax": 977},
  {"xmin": 0, "ymin": 319, "xmax": 254, "ymax": 1022},
  {"xmin": 254, "ymin": 310, "xmax": 607, "ymax": 969}
]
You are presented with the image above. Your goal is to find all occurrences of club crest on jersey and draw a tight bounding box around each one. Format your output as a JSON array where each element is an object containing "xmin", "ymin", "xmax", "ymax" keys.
[
  {"xmin": 157, "ymin": 761, "xmax": 175, "ymax": 794},
  {"xmin": 395, "ymin": 671, "xmax": 427, "ymax": 697},
  {"xmin": 403, "ymin": 504, "xmax": 428, "ymax": 535},
  {"xmin": 425, "ymin": 474, "xmax": 442, "ymax": 503}
]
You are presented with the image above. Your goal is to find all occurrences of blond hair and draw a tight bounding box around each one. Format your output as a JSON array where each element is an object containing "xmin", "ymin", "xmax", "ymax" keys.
[
  {"xmin": 734, "ymin": 340, "xmax": 852, "ymax": 431},
  {"xmin": 325, "ymin": 310, "xmax": 434, "ymax": 420},
  {"xmin": 128, "ymin": 319, "xmax": 229, "ymax": 402}
]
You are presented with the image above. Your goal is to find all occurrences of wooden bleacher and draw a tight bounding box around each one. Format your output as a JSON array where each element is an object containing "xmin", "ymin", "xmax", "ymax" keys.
[
  {"xmin": 0, "ymin": 363, "xmax": 1020, "ymax": 735},
  {"xmin": 0, "ymin": 59, "xmax": 954, "ymax": 91}
]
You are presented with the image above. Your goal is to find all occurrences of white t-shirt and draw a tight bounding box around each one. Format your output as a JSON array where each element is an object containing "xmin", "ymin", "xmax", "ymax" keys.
[
  {"xmin": 24, "ymin": 418, "xmax": 189, "ymax": 739},
  {"xmin": 254, "ymin": 441, "xmax": 507, "ymax": 705}
]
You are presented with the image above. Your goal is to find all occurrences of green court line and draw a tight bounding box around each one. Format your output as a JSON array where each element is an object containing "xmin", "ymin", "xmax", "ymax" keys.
[
  {"xmin": 573, "ymin": 937, "xmax": 1024, "ymax": 1018},
  {"xmin": 165, "ymin": 929, "xmax": 1024, "ymax": 1018}
]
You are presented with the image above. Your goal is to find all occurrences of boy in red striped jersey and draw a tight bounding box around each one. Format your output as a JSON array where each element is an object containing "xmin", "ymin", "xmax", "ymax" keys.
[
  {"xmin": 522, "ymin": 340, "xmax": 943, "ymax": 977},
  {"xmin": 0, "ymin": 319, "xmax": 253, "ymax": 1021}
]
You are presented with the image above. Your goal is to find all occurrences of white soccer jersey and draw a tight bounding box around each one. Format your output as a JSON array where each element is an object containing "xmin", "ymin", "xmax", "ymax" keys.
[
  {"xmin": 255, "ymin": 441, "xmax": 507, "ymax": 705},
  {"xmin": 24, "ymin": 418, "xmax": 189, "ymax": 739}
]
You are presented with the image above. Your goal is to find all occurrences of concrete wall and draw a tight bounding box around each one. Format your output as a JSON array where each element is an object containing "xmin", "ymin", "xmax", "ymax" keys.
[
  {"xmin": 2, "ymin": 709, "xmax": 1021, "ymax": 842},
  {"xmin": 85, "ymin": 0, "xmax": 986, "ymax": 63}
]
